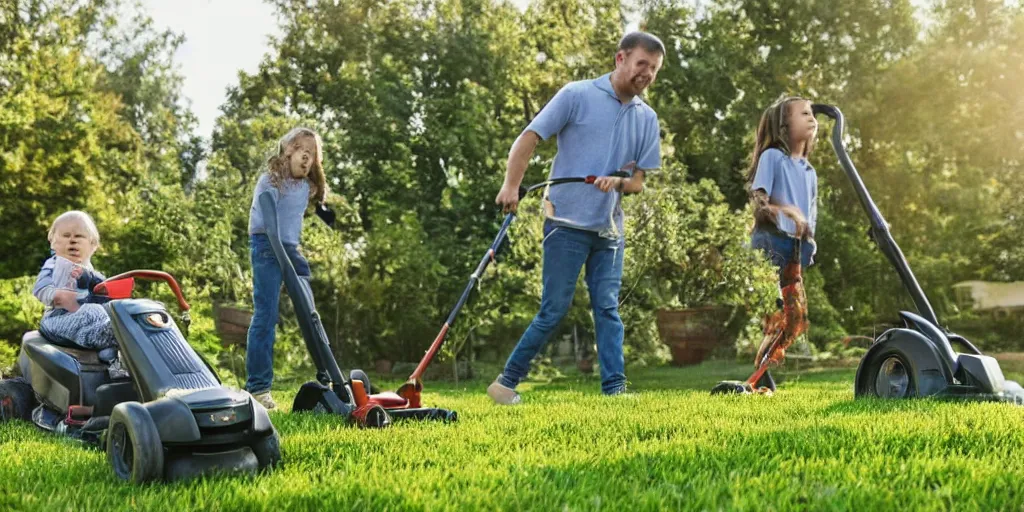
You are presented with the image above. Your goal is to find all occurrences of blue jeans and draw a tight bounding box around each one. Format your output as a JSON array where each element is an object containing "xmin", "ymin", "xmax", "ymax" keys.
[
  {"xmin": 751, "ymin": 230, "xmax": 815, "ymax": 275},
  {"xmin": 245, "ymin": 234, "xmax": 311, "ymax": 394},
  {"xmin": 499, "ymin": 222, "xmax": 626, "ymax": 394}
]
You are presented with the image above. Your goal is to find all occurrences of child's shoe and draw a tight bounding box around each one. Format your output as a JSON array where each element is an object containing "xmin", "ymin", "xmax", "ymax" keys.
[{"xmin": 253, "ymin": 391, "xmax": 277, "ymax": 410}]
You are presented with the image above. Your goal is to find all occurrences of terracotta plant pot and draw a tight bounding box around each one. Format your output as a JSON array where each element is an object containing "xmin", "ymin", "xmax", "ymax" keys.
[
  {"xmin": 577, "ymin": 357, "xmax": 594, "ymax": 374},
  {"xmin": 375, "ymin": 359, "xmax": 393, "ymax": 375},
  {"xmin": 213, "ymin": 303, "xmax": 252, "ymax": 348},
  {"xmin": 656, "ymin": 306, "xmax": 733, "ymax": 366}
]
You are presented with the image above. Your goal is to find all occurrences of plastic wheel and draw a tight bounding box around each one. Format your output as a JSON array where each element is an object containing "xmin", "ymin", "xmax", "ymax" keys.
[
  {"xmin": 107, "ymin": 402, "xmax": 164, "ymax": 483},
  {"xmin": 251, "ymin": 429, "xmax": 282, "ymax": 471},
  {"xmin": 860, "ymin": 348, "xmax": 916, "ymax": 398},
  {"xmin": 0, "ymin": 378, "xmax": 35, "ymax": 422}
]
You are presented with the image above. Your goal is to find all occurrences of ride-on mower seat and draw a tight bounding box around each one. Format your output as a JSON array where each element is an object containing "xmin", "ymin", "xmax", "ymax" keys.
[
  {"xmin": 20, "ymin": 331, "xmax": 113, "ymax": 412},
  {"xmin": 24, "ymin": 330, "xmax": 113, "ymax": 365}
]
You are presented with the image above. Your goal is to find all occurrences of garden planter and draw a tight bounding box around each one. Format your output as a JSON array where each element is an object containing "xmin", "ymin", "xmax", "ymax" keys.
[
  {"xmin": 656, "ymin": 306, "xmax": 733, "ymax": 366},
  {"xmin": 213, "ymin": 303, "xmax": 252, "ymax": 348},
  {"xmin": 375, "ymin": 358, "xmax": 393, "ymax": 375}
]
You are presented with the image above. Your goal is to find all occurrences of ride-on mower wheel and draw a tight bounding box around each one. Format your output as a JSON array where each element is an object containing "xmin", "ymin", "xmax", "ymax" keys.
[
  {"xmin": 108, "ymin": 402, "xmax": 164, "ymax": 483},
  {"xmin": 251, "ymin": 429, "xmax": 282, "ymax": 471},
  {"xmin": 857, "ymin": 347, "xmax": 916, "ymax": 398},
  {"xmin": 0, "ymin": 378, "xmax": 35, "ymax": 422}
]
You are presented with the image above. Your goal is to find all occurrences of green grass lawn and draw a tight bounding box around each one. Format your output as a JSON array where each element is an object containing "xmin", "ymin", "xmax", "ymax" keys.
[{"xmin": 3, "ymin": 359, "xmax": 1024, "ymax": 511}]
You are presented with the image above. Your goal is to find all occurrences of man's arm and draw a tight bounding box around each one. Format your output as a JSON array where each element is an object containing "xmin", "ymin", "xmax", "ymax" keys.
[
  {"xmin": 495, "ymin": 130, "xmax": 541, "ymax": 213},
  {"xmin": 594, "ymin": 164, "xmax": 647, "ymax": 194},
  {"xmin": 594, "ymin": 161, "xmax": 647, "ymax": 194}
]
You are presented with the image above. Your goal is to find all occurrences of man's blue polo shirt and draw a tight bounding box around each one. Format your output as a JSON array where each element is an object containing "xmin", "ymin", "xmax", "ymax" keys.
[{"xmin": 526, "ymin": 73, "xmax": 661, "ymax": 237}]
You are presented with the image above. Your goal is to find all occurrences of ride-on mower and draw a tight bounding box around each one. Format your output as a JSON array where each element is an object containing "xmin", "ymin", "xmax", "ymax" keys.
[{"xmin": 0, "ymin": 271, "xmax": 281, "ymax": 482}]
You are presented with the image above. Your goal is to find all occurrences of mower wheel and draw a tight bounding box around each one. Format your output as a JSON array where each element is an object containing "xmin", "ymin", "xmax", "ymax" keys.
[
  {"xmin": 252, "ymin": 429, "xmax": 282, "ymax": 471},
  {"xmin": 0, "ymin": 378, "xmax": 35, "ymax": 422},
  {"xmin": 362, "ymin": 404, "xmax": 391, "ymax": 428},
  {"xmin": 108, "ymin": 402, "xmax": 164, "ymax": 483},
  {"xmin": 858, "ymin": 347, "xmax": 915, "ymax": 398}
]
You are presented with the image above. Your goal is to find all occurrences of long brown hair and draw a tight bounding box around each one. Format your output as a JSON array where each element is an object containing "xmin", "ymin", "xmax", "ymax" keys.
[
  {"xmin": 266, "ymin": 127, "xmax": 327, "ymax": 204},
  {"xmin": 744, "ymin": 96, "xmax": 814, "ymax": 187}
]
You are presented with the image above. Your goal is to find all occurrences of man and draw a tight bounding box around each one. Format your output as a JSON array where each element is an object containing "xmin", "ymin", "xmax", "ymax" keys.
[{"xmin": 488, "ymin": 31, "xmax": 665, "ymax": 404}]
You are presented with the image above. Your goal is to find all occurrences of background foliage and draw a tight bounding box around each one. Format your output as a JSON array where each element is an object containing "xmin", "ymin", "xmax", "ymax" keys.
[{"xmin": 2, "ymin": 0, "xmax": 1023, "ymax": 377}]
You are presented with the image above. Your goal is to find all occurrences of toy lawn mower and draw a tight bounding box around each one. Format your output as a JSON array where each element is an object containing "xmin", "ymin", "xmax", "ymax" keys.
[
  {"xmin": 0, "ymin": 271, "xmax": 281, "ymax": 482},
  {"xmin": 817, "ymin": 103, "xmax": 1023, "ymax": 403},
  {"xmin": 260, "ymin": 172, "xmax": 629, "ymax": 425},
  {"xmin": 258, "ymin": 191, "xmax": 451, "ymax": 428}
]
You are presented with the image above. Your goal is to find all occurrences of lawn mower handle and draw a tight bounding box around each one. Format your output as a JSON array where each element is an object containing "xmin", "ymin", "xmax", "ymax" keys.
[
  {"xmin": 517, "ymin": 171, "xmax": 632, "ymax": 200},
  {"xmin": 812, "ymin": 103, "xmax": 940, "ymax": 328},
  {"xmin": 259, "ymin": 191, "xmax": 351, "ymax": 391},
  {"xmin": 409, "ymin": 172, "xmax": 627, "ymax": 381},
  {"xmin": 96, "ymin": 270, "xmax": 191, "ymax": 312}
]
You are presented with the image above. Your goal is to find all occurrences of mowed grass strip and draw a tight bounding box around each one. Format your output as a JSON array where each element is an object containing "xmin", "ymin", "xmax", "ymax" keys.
[{"xmin": 2, "ymin": 361, "xmax": 1023, "ymax": 511}]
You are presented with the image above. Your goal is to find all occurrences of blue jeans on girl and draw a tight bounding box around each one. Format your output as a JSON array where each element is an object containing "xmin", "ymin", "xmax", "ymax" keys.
[{"xmin": 245, "ymin": 234, "xmax": 311, "ymax": 394}]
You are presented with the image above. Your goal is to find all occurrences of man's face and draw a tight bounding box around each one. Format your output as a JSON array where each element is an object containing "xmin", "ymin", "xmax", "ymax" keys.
[
  {"xmin": 51, "ymin": 220, "xmax": 96, "ymax": 264},
  {"xmin": 616, "ymin": 47, "xmax": 663, "ymax": 96},
  {"xmin": 288, "ymin": 135, "xmax": 318, "ymax": 179}
]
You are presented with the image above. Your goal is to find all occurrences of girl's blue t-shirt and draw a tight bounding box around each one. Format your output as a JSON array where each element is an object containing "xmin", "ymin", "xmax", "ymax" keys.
[
  {"xmin": 751, "ymin": 147, "xmax": 818, "ymax": 238},
  {"xmin": 248, "ymin": 173, "xmax": 310, "ymax": 246}
]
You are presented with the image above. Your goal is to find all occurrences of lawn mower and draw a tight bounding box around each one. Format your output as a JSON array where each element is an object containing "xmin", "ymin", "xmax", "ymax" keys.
[
  {"xmin": 816, "ymin": 103, "xmax": 1024, "ymax": 403},
  {"xmin": 260, "ymin": 172, "xmax": 628, "ymax": 425},
  {"xmin": 0, "ymin": 270, "xmax": 281, "ymax": 482}
]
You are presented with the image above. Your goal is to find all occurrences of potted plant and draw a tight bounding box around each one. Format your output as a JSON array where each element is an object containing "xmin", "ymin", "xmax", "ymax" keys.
[
  {"xmin": 212, "ymin": 263, "xmax": 253, "ymax": 348},
  {"xmin": 622, "ymin": 176, "xmax": 779, "ymax": 366}
]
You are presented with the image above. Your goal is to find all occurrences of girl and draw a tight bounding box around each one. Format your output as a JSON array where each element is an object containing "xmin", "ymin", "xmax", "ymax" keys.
[
  {"xmin": 245, "ymin": 127, "xmax": 334, "ymax": 410},
  {"xmin": 33, "ymin": 211, "xmax": 116, "ymax": 350},
  {"xmin": 745, "ymin": 96, "xmax": 818, "ymax": 392}
]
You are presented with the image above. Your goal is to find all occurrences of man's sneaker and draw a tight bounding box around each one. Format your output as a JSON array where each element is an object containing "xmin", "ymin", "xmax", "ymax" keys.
[
  {"xmin": 487, "ymin": 378, "xmax": 521, "ymax": 405},
  {"xmin": 604, "ymin": 385, "xmax": 635, "ymax": 397},
  {"xmin": 253, "ymin": 391, "xmax": 277, "ymax": 410}
]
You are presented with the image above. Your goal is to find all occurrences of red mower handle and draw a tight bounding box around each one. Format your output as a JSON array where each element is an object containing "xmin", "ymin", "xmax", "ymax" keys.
[{"xmin": 95, "ymin": 270, "xmax": 191, "ymax": 312}]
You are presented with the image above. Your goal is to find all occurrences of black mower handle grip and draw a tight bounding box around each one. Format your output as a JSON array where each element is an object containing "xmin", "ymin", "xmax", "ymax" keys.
[{"xmin": 516, "ymin": 171, "xmax": 633, "ymax": 200}]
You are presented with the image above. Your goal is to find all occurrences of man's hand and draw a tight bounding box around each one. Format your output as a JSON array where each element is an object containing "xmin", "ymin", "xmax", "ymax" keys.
[
  {"xmin": 495, "ymin": 185, "xmax": 520, "ymax": 214},
  {"xmin": 496, "ymin": 131, "xmax": 540, "ymax": 214},
  {"xmin": 594, "ymin": 176, "xmax": 625, "ymax": 193},
  {"xmin": 53, "ymin": 289, "xmax": 80, "ymax": 313}
]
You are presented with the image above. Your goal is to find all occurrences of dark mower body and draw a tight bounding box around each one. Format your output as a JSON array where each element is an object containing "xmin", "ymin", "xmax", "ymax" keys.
[
  {"xmin": 854, "ymin": 311, "xmax": 1024, "ymax": 403},
  {"xmin": 1, "ymin": 272, "xmax": 280, "ymax": 482},
  {"xmin": 814, "ymin": 104, "xmax": 1024, "ymax": 404}
]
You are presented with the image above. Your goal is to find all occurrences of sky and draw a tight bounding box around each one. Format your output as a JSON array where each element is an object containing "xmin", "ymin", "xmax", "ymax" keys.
[
  {"xmin": 141, "ymin": 0, "xmax": 281, "ymax": 139},
  {"xmin": 142, "ymin": 0, "xmax": 533, "ymax": 140}
]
